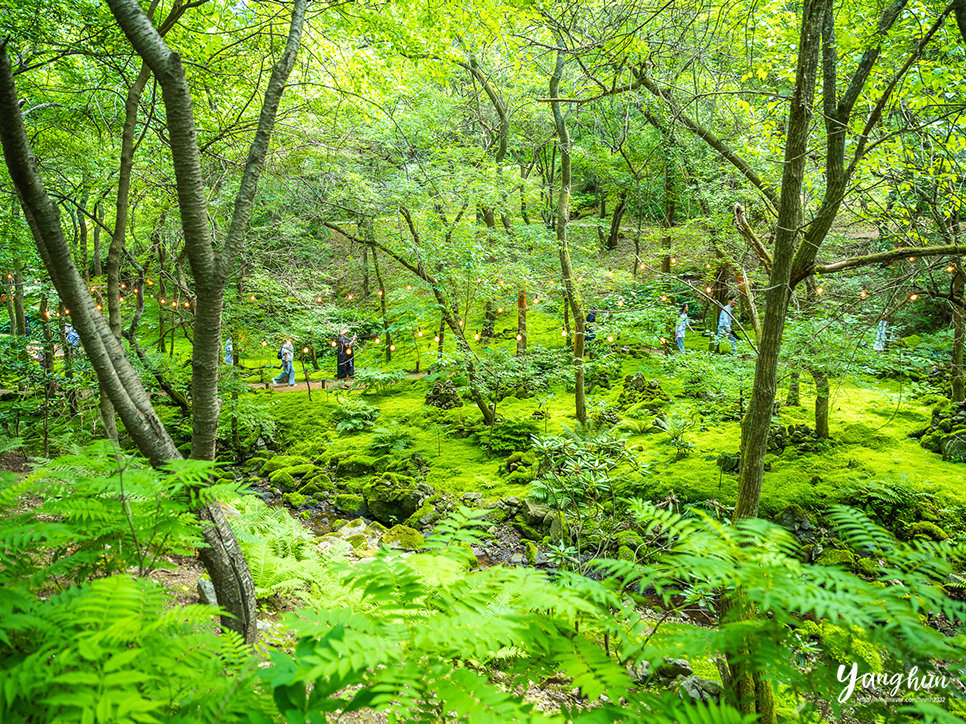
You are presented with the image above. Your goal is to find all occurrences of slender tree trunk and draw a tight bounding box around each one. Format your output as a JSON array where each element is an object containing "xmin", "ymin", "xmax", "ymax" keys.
[
  {"xmin": 482, "ymin": 300, "xmax": 496, "ymax": 340},
  {"xmin": 550, "ymin": 50, "xmax": 586, "ymax": 425},
  {"xmin": 810, "ymin": 367, "xmax": 830, "ymax": 438},
  {"xmin": 369, "ymin": 239, "xmax": 391, "ymax": 361},
  {"xmin": 13, "ymin": 260, "xmax": 25, "ymax": 335},
  {"xmin": 953, "ymin": 266, "xmax": 965, "ymax": 402},
  {"xmin": 516, "ymin": 288, "xmax": 527, "ymax": 355},
  {"xmin": 786, "ymin": 371, "xmax": 801, "ymax": 406},
  {"xmin": 607, "ymin": 192, "xmax": 627, "ymax": 251},
  {"xmin": 79, "ymin": 194, "xmax": 89, "ymax": 282},
  {"xmin": 93, "ymin": 202, "xmax": 103, "ymax": 278}
]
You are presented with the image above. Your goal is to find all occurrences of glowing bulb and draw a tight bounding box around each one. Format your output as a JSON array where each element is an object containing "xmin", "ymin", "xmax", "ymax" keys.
[
  {"xmin": 908, "ymin": 256, "xmax": 916, "ymax": 262},
  {"xmin": 250, "ymin": 295, "xmax": 255, "ymax": 301},
  {"xmin": 65, "ymin": 309, "xmax": 69, "ymax": 314},
  {"xmin": 347, "ymin": 348, "xmax": 352, "ymax": 355},
  {"xmin": 617, "ymin": 299, "xmax": 624, "ymax": 307},
  {"xmin": 374, "ymin": 337, "xmax": 380, "ymax": 343},
  {"xmin": 516, "ymin": 334, "xmax": 522, "ymax": 341},
  {"xmin": 316, "ymin": 296, "xmax": 322, "ymax": 303},
  {"xmin": 670, "ymin": 257, "xmax": 677, "ymax": 265},
  {"xmin": 172, "ymin": 302, "xmax": 177, "ymax": 307},
  {"xmin": 474, "ymin": 333, "xmax": 480, "ymax": 340},
  {"xmin": 660, "ymin": 295, "xmax": 667, "ymax": 302},
  {"xmin": 133, "ymin": 288, "xmax": 138, "ymax": 293},
  {"xmin": 578, "ymin": 276, "xmax": 584, "ymax": 281},
  {"xmin": 302, "ymin": 347, "xmax": 308, "ymax": 353},
  {"xmin": 640, "ymin": 264, "xmax": 645, "ymax": 270},
  {"xmin": 160, "ymin": 298, "xmax": 165, "ymax": 304},
  {"xmin": 947, "ymin": 266, "xmax": 956, "ymax": 273},
  {"xmin": 184, "ymin": 302, "xmax": 189, "ymax": 307},
  {"xmin": 262, "ymin": 341, "xmax": 267, "ymax": 346},
  {"xmin": 497, "ymin": 307, "xmax": 503, "ymax": 313},
  {"xmin": 458, "ymin": 320, "xmax": 464, "ymax": 326},
  {"xmin": 434, "ymin": 336, "xmax": 440, "ymax": 342},
  {"xmin": 607, "ymin": 335, "xmax": 614, "ymax": 342},
  {"xmin": 119, "ymin": 297, "xmax": 124, "ymax": 303},
  {"xmin": 348, "ymin": 294, "xmax": 353, "ymax": 300},
  {"xmin": 910, "ymin": 293, "xmax": 919, "ymax": 301},
  {"xmin": 406, "ymin": 285, "xmax": 411, "ymax": 290},
  {"xmin": 860, "ymin": 290, "xmax": 867, "ymax": 298},
  {"xmin": 147, "ymin": 279, "xmax": 153, "ymax": 285},
  {"xmin": 816, "ymin": 287, "xmax": 824, "ymax": 294},
  {"xmin": 607, "ymin": 271, "xmax": 613, "ymax": 278},
  {"xmin": 417, "ymin": 330, "xmax": 423, "ymax": 337},
  {"xmin": 378, "ymin": 290, "xmax": 383, "ymax": 296},
  {"xmin": 96, "ymin": 304, "xmax": 102, "ymax": 310},
  {"xmin": 331, "ymin": 341, "xmax": 337, "ymax": 347},
  {"xmin": 121, "ymin": 283, "xmax": 126, "ymax": 289},
  {"xmin": 561, "ymin": 330, "xmax": 567, "ymax": 337},
  {"xmin": 706, "ymin": 264, "xmax": 711, "ymax": 269},
  {"xmin": 390, "ymin": 344, "xmax": 395, "ymax": 351},
  {"xmin": 659, "ymin": 337, "xmax": 666, "ymax": 344},
  {"xmin": 706, "ymin": 287, "xmax": 713, "ymax": 294}
]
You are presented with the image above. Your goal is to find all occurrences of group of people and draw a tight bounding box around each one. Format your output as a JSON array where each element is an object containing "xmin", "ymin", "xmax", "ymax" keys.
[
  {"xmin": 675, "ymin": 298, "xmax": 740, "ymax": 354},
  {"xmin": 271, "ymin": 329, "xmax": 357, "ymax": 386}
]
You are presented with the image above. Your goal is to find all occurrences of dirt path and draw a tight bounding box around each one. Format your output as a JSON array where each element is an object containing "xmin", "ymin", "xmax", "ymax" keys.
[{"xmin": 247, "ymin": 371, "xmax": 428, "ymax": 393}]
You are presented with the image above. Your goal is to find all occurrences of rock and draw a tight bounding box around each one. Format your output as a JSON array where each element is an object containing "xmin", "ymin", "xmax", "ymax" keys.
[
  {"xmin": 461, "ymin": 492, "xmax": 483, "ymax": 504},
  {"xmin": 425, "ymin": 380, "xmax": 464, "ymax": 409},
  {"xmin": 364, "ymin": 473, "xmax": 427, "ymax": 526},
  {"xmin": 382, "ymin": 524, "xmax": 426, "ymax": 550},
  {"xmin": 522, "ymin": 498, "xmax": 552, "ymax": 526},
  {"xmin": 616, "ymin": 374, "xmax": 670, "ymax": 412},
  {"xmin": 676, "ymin": 675, "xmax": 723, "ymax": 703},
  {"xmin": 659, "ymin": 658, "xmax": 693, "ymax": 681},
  {"xmin": 261, "ymin": 455, "xmax": 311, "ymax": 474},
  {"xmin": 335, "ymin": 493, "xmax": 368, "ymax": 517},
  {"xmin": 510, "ymin": 554, "xmax": 526, "ymax": 565},
  {"xmin": 256, "ymin": 619, "xmax": 272, "ymax": 631},
  {"xmin": 197, "ymin": 578, "xmax": 218, "ymax": 606},
  {"xmin": 941, "ymin": 435, "xmax": 966, "ymax": 462},
  {"xmin": 627, "ymin": 661, "xmax": 651, "ymax": 684}
]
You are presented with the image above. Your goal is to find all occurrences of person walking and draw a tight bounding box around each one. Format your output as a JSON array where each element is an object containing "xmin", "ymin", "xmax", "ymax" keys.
[
  {"xmin": 716, "ymin": 299, "xmax": 739, "ymax": 354},
  {"xmin": 336, "ymin": 329, "xmax": 357, "ymax": 382},
  {"xmin": 273, "ymin": 339, "xmax": 295, "ymax": 386},
  {"xmin": 675, "ymin": 303, "xmax": 695, "ymax": 353}
]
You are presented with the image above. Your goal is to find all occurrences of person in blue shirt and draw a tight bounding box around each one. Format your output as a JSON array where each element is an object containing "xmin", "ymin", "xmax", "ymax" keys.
[
  {"xmin": 716, "ymin": 299, "xmax": 739, "ymax": 354},
  {"xmin": 675, "ymin": 303, "xmax": 695, "ymax": 353}
]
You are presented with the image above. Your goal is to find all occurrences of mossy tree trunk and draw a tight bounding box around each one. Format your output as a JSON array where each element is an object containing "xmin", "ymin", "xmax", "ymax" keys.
[{"xmin": 810, "ymin": 367, "xmax": 830, "ymax": 438}]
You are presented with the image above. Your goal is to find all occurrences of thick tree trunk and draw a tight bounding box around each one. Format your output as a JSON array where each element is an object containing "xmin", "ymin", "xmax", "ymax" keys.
[
  {"xmin": 550, "ymin": 51, "xmax": 586, "ymax": 425},
  {"xmin": 606, "ymin": 192, "xmax": 627, "ymax": 251},
  {"xmin": 482, "ymin": 300, "xmax": 496, "ymax": 340}
]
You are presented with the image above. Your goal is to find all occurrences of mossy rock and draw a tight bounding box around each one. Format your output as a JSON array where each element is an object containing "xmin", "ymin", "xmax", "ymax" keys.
[
  {"xmin": 815, "ymin": 548, "xmax": 855, "ymax": 568},
  {"xmin": 344, "ymin": 534, "xmax": 368, "ymax": 550},
  {"xmin": 505, "ymin": 467, "xmax": 538, "ymax": 485},
  {"xmin": 819, "ymin": 622, "xmax": 882, "ymax": 673},
  {"xmin": 524, "ymin": 540, "xmax": 539, "ymax": 564},
  {"xmin": 405, "ymin": 502, "xmax": 440, "ymax": 529},
  {"xmin": 261, "ymin": 455, "xmax": 311, "ymax": 474},
  {"xmin": 616, "ymin": 374, "xmax": 670, "ymax": 412},
  {"xmin": 282, "ymin": 491, "xmax": 307, "ymax": 508},
  {"xmin": 921, "ymin": 431, "xmax": 943, "ymax": 454},
  {"xmin": 279, "ymin": 463, "xmax": 318, "ymax": 479},
  {"xmin": 617, "ymin": 545, "xmax": 635, "ymax": 562},
  {"xmin": 486, "ymin": 508, "xmax": 510, "ymax": 524},
  {"xmin": 268, "ymin": 470, "xmax": 297, "ymax": 491},
  {"xmin": 336, "ymin": 454, "xmax": 378, "ymax": 478},
  {"xmin": 383, "ymin": 524, "xmax": 426, "ymax": 551},
  {"xmin": 299, "ymin": 476, "xmax": 333, "ymax": 497},
  {"xmin": 335, "ymin": 493, "xmax": 367, "ymax": 516},
  {"xmin": 332, "ymin": 520, "xmax": 348, "ymax": 532},
  {"xmin": 363, "ymin": 473, "xmax": 425, "ymax": 527},
  {"xmin": 615, "ymin": 530, "xmax": 644, "ymax": 549},
  {"xmin": 795, "ymin": 620, "xmax": 821, "ymax": 638},
  {"xmin": 513, "ymin": 514, "xmax": 542, "ymax": 541},
  {"xmin": 852, "ymin": 557, "xmax": 879, "ymax": 577},
  {"xmin": 908, "ymin": 521, "xmax": 948, "ymax": 541}
]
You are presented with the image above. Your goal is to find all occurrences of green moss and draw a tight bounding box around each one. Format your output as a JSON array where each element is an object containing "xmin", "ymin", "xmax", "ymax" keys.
[
  {"xmin": 268, "ymin": 470, "xmax": 296, "ymax": 490},
  {"xmin": 282, "ymin": 491, "xmax": 307, "ymax": 508},
  {"xmin": 382, "ymin": 524, "xmax": 426, "ymax": 551},
  {"xmin": 405, "ymin": 502, "xmax": 439, "ymax": 528},
  {"xmin": 815, "ymin": 549, "xmax": 855, "ymax": 568},
  {"xmin": 336, "ymin": 454, "xmax": 377, "ymax": 478},
  {"xmin": 513, "ymin": 514, "xmax": 542, "ymax": 541},
  {"xmin": 279, "ymin": 463, "xmax": 318, "ymax": 479},
  {"xmin": 332, "ymin": 520, "xmax": 348, "ymax": 532},
  {"xmin": 615, "ymin": 530, "xmax": 643, "ymax": 549},
  {"xmin": 335, "ymin": 494, "xmax": 365, "ymax": 513},
  {"xmin": 261, "ymin": 455, "xmax": 311, "ymax": 474},
  {"xmin": 820, "ymin": 623, "xmax": 882, "ymax": 673},
  {"xmin": 344, "ymin": 534, "xmax": 367, "ymax": 550},
  {"xmin": 908, "ymin": 520, "xmax": 948, "ymax": 541},
  {"xmin": 524, "ymin": 540, "xmax": 538, "ymax": 564},
  {"xmin": 795, "ymin": 620, "xmax": 821, "ymax": 638},
  {"xmin": 617, "ymin": 545, "xmax": 635, "ymax": 562},
  {"xmin": 486, "ymin": 508, "xmax": 510, "ymax": 523}
]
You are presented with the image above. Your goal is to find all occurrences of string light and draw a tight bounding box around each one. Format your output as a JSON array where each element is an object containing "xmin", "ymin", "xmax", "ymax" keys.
[
  {"xmin": 816, "ymin": 287, "xmax": 824, "ymax": 294},
  {"xmin": 607, "ymin": 335, "xmax": 614, "ymax": 342},
  {"xmin": 390, "ymin": 344, "xmax": 396, "ymax": 351},
  {"xmin": 908, "ymin": 256, "xmax": 916, "ymax": 262},
  {"xmin": 316, "ymin": 296, "xmax": 323, "ymax": 303},
  {"xmin": 378, "ymin": 290, "xmax": 383, "ymax": 296},
  {"xmin": 860, "ymin": 290, "xmax": 867, "ymax": 298},
  {"xmin": 640, "ymin": 264, "xmax": 645, "ymax": 270},
  {"xmin": 183, "ymin": 302, "xmax": 189, "ymax": 307},
  {"xmin": 160, "ymin": 298, "xmax": 166, "ymax": 304},
  {"xmin": 262, "ymin": 341, "xmax": 267, "ymax": 346},
  {"xmin": 119, "ymin": 297, "xmax": 124, "ymax": 303},
  {"xmin": 96, "ymin": 304, "xmax": 102, "ymax": 310},
  {"xmin": 706, "ymin": 264, "xmax": 711, "ymax": 269},
  {"xmin": 147, "ymin": 279, "xmax": 153, "ymax": 285},
  {"xmin": 617, "ymin": 299, "xmax": 624, "ymax": 307},
  {"xmin": 497, "ymin": 307, "xmax": 503, "ymax": 313},
  {"xmin": 250, "ymin": 295, "xmax": 255, "ymax": 301},
  {"xmin": 659, "ymin": 337, "xmax": 666, "ymax": 344},
  {"xmin": 331, "ymin": 341, "xmax": 337, "ymax": 347},
  {"xmin": 670, "ymin": 257, "xmax": 677, "ymax": 265},
  {"xmin": 417, "ymin": 330, "xmax": 423, "ymax": 337},
  {"xmin": 303, "ymin": 347, "xmax": 309, "ymax": 353},
  {"xmin": 910, "ymin": 293, "xmax": 919, "ymax": 301},
  {"xmin": 705, "ymin": 287, "xmax": 713, "ymax": 294},
  {"xmin": 474, "ymin": 333, "xmax": 480, "ymax": 340},
  {"xmin": 434, "ymin": 336, "xmax": 440, "ymax": 342},
  {"xmin": 607, "ymin": 271, "xmax": 613, "ymax": 278},
  {"xmin": 348, "ymin": 294, "xmax": 353, "ymax": 300},
  {"xmin": 374, "ymin": 337, "xmax": 380, "ymax": 343},
  {"xmin": 458, "ymin": 320, "xmax": 464, "ymax": 326},
  {"xmin": 406, "ymin": 285, "xmax": 412, "ymax": 290},
  {"xmin": 561, "ymin": 329, "xmax": 567, "ymax": 337},
  {"xmin": 516, "ymin": 334, "xmax": 522, "ymax": 341},
  {"xmin": 577, "ymin": 276, "xmax": 584, "ymax": 281},
  {"xmin": 660, "ymin": 295, "xmax": 668, "ymax": 302},
  {"xmin": 121, "ymin": 283, "xmax": 126, "ymax": 289},
  {"xmin": 947, "ymin": 265, "xmax": 956, "ymax": 273},
  {"xmin": 172, "ymin": 302, "xmax": 177, "ymax": 307}
]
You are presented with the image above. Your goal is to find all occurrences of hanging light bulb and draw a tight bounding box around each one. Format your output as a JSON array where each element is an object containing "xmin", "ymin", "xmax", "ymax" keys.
[
  {"xmin": 660, "ymin": 295, "xmax": 668, "ymax": 302},
  {"xmin": 706, "ymin": 287, "xmax": 713, "ymax": 294},
  {"xmin": 640, "ymin": 263, "xmax": 645, "ymax": 270},
  {"xmin": 607, "ymin": 335, "xmax": 614, "ymax": 342},
  {"xmin": 331, "ymin": 340, "xmax": 337, "ymax": 347},
  {"xmin": 417, "ymin": 330, "xmax": 423, "ymax": 337},
  {"xmin": 147, "ymin": 279, "xmax": 153, "ymax": 285},
  {"xmin": 659, "ymin": 337, "xmax": 666, "ymax": 344},
  {"xmin": 390, "ymin": 344, "xmax": 396, "ymax": 351},
  {"xmin": 497, "ymin": 307, "xmax": 503, "ymax": 313},
  {"xmin": 348, "ymin": 294, "xmax": 353, "ymax": 300},
  {"xmin": 947, "ymin": 265, "xmax": 956, "ymax": 273},
  {"xmin": 119, "ymin": 297, "xmax": 124, "ymax": 303},
  {"xmin": 860, "ymin": 290, "xmax": 867, "ymax": 298},
  {"xmin": 561, "ymin": 329, "xmax": 567, "ymax": 337},
  {"xmin": 670, "ymin": 257, "xmax": 677, "ymax": 265},
  {"xmin": 607, "ymin": 271, "xmax": 613, "ymax": 278},
  {"xmin": 302, "ymin": 347, "xmax": 309, "ymax": 354},
  {"xmin": 171, "ymin": 302, "xmax": 177, "ymax": 307},
  {"xmin": 316, "ymin": 296, "xmax": 323, "ymax": 303},
  {"xmin": 516, "ymin": 334, "xmax": 522, "ymax": 341},
  {"xmin": 378, "ymin": 290, "xmax": 383, "ymax": 296},
  {"xmin": 706, "ymin": 264, "xmax": 711, "ymax": 269},
  {"xmin": 910, "ymin": 293, "xmax": 919, "ymax": 301},
  {"xmin": 458, "ymin": 320, "xmax": 464, "ymax": 326},
  {"xmin": 474, "ymin": 333, "xmax": 480, "ymax": 340},
  {"xmin": 96, "ymin": 304, "xmax": 102, "ymax": 310},
  {"xmin": 434, "ymin": 336, "xmax": 440, "ymax": 342},
  {"xmin": 617, "ymin": 299, "xmax": 624, "ymax": 307},
  {"xmin": 816, "ymin": 287, "xmax": 824, "ymax": 294},
  {"xmin": 406, "ymin": 284, "xmax": 412, "ymax": 290},
  {"xmin": 262, "ymin": 341, "xmax": 268, "ymax": 346},
  {"xmin": 250, "ymin": 295, "xmax": 255, "ymax": 301},
  {"xmin": 374, "ymin": 337, "xmax": 380, "ymax": 343},
  {"xmin": 908, "ymin": 256, "xmax": 916, "ymax": 262}
]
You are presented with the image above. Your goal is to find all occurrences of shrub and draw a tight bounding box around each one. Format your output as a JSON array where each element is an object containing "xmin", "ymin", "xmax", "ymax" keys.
[{"xmin": 331, "ymin": 397, "xmax": 380, "ymax": 433}]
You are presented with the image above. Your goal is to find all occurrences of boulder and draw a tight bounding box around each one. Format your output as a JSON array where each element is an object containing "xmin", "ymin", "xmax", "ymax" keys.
[
  {"xmin": 383, "ymin": 524, "xmax": 426, "ymax": 550},
  {"xmin": 364, "ymin": 473, "xmax": 433, "ymax": 527},
  {"xmin": 616, "ymin": 374, "xmax": 670, "ymax": 412},
  {"xmin": 425, "ymin": 380, "xmax": 464, "ymax": 409},
  {"xmin": 261, "ymin": 455, "xmax": 311, "ymax": 474},
  {"xmin": 676, "ymin": 676, "xmax": 723, "ymax": 704}
]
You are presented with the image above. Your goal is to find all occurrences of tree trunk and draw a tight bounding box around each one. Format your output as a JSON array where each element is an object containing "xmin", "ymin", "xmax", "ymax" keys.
[
  {"xmin": 953, "ymin": 265, "xmax": 965, "ymax": 402},
  {"xmin": 550, "ymin": 50, "xmax": 586, "ymax": 425},
  {"xmin": 78, "ymin": 194, "xmax": 89, "ymax": 282},
  {"xmin": 368, "ymin": 238, "xmax": 391, "ymax": 361},
  {"xmin": 482, "ymin": 299, "xmax": 496, "ymax": 340},
  {"xmin": 13, "ymin": 260, "xmax": 25, "ymax": 335},
  {"xmin": 606, "ymin": 192, "xmax": 627, "ymax": 251},
  {"xmin": 810, "ymin": 367, "xmax": 830, "ymax": 438},
  {"xmin": 516, "ymin": 288, "xmax": 527, "ymax": 355},
  {"xmin": 93, "ymin": 202, "xmax": 103, "ymax": 278},
  {"xmin": 786, "ymin": 371, "xmax": 801, "ymax": 406}
]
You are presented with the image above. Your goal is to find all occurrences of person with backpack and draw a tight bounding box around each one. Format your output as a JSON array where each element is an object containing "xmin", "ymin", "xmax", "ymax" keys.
[
  {"xmin": 273, "ymin": 339, "xmax": 295, "ymax": 386},
  {"xmin": 336, "ymin": 328, "xmax": 357, "ymax": 382}
]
